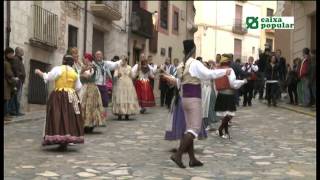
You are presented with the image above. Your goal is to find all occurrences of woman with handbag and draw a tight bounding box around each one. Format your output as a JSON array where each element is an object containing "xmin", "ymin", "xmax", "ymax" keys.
[{"xmin": 214, "ymin": 54, "xmax": 248, "ymax": 139}]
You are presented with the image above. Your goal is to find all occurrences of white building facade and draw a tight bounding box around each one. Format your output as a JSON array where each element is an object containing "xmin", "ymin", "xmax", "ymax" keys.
[{"xmin": 194, "ymin": 1, "xmax": 276, "ymax": 62}]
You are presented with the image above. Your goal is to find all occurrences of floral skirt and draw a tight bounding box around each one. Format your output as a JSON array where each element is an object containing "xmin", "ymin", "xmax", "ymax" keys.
[
  {"xmin": 81, "ymin": 83, "xmax": 106, "ymax": 128},
  {"xmin": 42, "ymin": 90, "xmax": 84, "ymax": 146}
]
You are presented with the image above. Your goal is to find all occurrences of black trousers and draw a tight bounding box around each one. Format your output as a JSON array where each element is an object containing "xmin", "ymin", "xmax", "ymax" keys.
[
  {"xmin": 243, "ymin": 80, "xmax": 254, "ymax": 105},
  {"xmin": 165, "ymin": 87, "xmax": 174, "ymax": 108},
  {"xmin": 266, "ymin": 82, "xmax": 280, "ymax": 105},
  {"xmin": 160, "ymin": 83, "xmax": 168, "ymax": 106},
  {"xmin": 288, "ymin": 83, "xmax": 298, "ymax": 104}
]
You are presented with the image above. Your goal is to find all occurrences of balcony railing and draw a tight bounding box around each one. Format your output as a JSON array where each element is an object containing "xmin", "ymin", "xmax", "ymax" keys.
[
  {"xmin": 29, "ymin": 5, "xmax": 58, "ymax": 50},
  {"xmin": 131, "ymin": 7, "xmax": 153, "ymax": 39},
  {"xmin": 91, "ymin": 1, "xmax": 122, "ymax": 21},
  {"xmin": 232, "ymin": 18, "xmax": 248, "ymax": 35}
]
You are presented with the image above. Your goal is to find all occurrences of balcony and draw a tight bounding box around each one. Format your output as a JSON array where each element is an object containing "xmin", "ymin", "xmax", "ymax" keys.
[
  {"xmin": 232, "ymin": 18, "xmax": 248, "ymax": 35},
  {"xmin": 131, "ymin": 7, "xmax": 153, "ymax": 39},
  {"xmin": 265, "ymin": 29, "xmax": 275, "ymax": 34},
  {"xmin": 29, "ymin": 5, "xmax": 58, "ymax": 51},
  {"xmin": 90, "ymin": 1, "xmax": 122, "ymax": 21}
]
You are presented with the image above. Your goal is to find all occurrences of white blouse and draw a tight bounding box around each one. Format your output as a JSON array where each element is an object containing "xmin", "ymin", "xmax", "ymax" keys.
[
  {"xmin": 131, "ymin": 64, "xmax": 155, "ymax": 79},
  {"xmin": 42, "ymin": 65, "xmax": 82, "ymax": 91}
]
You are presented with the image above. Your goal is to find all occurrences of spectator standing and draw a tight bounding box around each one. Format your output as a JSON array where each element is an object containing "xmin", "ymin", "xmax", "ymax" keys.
[
  {"xmin": 4, "ymin": 47, "xmax": 17, "ymax": 121},
  {"xmin": 241, "ymin": 56, "xmax": 258, "ymax": 106},
  {"xmin": 275, "ymin": 49, "xmax": 287, "ymax": 99},
  {"xmin": 148, "ymin": 55, "xmax": 156, "ymax": 90},
  {"xmin": 8, "ymin": 47, "xmax": 26, "ymax": 116},
  {"xmin": 265, "ymin": 55, "xmax": 280, "ymax": 107},
  {"xmin": 308, "ymin": 49, "xmax": 316, "ymax": 108},
  {"xmin": 257, "ymin": 48, "xmax": 271, "ymax": 100},
  {"xmin": 298, "ymin": 48, "xmax": 311, "ymax": 107},
  {"xmin": 286, "ymin": 58, "xmax": 299, "ymax": 105}
]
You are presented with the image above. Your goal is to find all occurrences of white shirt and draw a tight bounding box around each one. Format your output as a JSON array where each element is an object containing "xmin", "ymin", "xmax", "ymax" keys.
[
  {"xmin": 227, "ymin": 68, "xmax": 247, "ymax": 89},
  {"xmin": 242, "ymin": 63, "xmax": 259, "ymax": 73},
  {"xmin": 175, "ymin": 58, "xmax": 227, "ymax": 88},
  {"xmin": 42, "ymin": 65, "xmax": 82, "ymax": 91},
  {"xmin": 131, "ymin": 64, "xmax": 155, "ymax": 79},
  {"xmin": 94, "ymin": 59, "xmax": 122, "ymax": 85}
]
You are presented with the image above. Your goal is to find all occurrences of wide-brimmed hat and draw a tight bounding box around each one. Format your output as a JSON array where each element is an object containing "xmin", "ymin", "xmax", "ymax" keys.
[
  {"xmin": 183, "ymin": 39, "xmax": 196, "ymax": 55},
  {"xmin": 220, "ymin": 54, "xmax": 231, "ymax": 64}
]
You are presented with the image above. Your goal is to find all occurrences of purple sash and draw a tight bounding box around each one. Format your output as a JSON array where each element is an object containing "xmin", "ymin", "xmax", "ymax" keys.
[{"xmin": 182, "ymin": 84, "xmax": 201, "ymax": 98}]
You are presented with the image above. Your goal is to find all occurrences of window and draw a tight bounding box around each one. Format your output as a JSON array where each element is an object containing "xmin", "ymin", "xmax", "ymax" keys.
[
  {"xmin": 68, "ymin": 25, "xmax": 78, "ymax": 48},
  {"xmin": 266, "ymin": 38, "xmax": 273, "ymax": 51},
  {"xmin": 235, "ymin": 5, "xmax": 243, "ymax": 28},
  {"xmin": 234, "ymin": 38, "xmax": 242, "ymax": 59},
  {"xmin": 267, "ymin": 8, "xmax": 274, "ymax": 17},
  {"xmin": 172, "ymin": 6, "xmax": 179, "ymax": 34},
  {"xmin": 160, "ymin": 1, "xmax": 169, "ymax": 30}
]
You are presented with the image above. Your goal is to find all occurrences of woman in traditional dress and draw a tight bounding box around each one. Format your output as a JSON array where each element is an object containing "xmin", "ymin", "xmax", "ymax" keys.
[
  {"xmin": 201, "ymin": 61, "xmax": 213, "ymax": 129},
  {"xmin": 131, "ymin": 54, "xmax": 157, "ymax": 114},
  {"xmin": 112, "ymin": 56, "xmax": 140, "ymax": 120},
  {"xmin": 35, "ymin": 55, "xmax": 83, "ymax": 150},
  {"xmin": 79, "ymin": 53, "xmax": 106, "ymax": 133},
  {"xmin": 214, "ymin": 54, "xmax": 247, "ymax": 139}
]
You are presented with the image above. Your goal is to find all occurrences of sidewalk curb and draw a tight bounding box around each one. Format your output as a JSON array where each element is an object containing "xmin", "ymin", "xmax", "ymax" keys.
[
  {"xmin": 277, "ymin": 104, "xmax": 316, "ymax": 118},
  {"xmin": 4, "ymin": 112, "xmax": 46, "ymax": 125}
]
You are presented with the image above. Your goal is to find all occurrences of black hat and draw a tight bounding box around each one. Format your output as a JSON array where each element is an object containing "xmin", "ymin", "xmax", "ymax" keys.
[{"xmin": 183, "ymin": 39, "xmax": 196, "ymax": 55}]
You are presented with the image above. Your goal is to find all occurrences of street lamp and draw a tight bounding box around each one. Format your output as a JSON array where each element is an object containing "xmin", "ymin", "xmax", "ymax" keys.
[{"xmin": 152, "ymin": 11, "xmax": 158, "ymax": 31}]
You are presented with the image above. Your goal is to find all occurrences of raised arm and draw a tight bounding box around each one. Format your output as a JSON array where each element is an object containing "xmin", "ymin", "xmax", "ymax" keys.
[
  {"xmin": 35, "ymin": 66, "xmax": 62, "ymax": 83},
  {"xmin": 131, "ymin": 64, "xmax": 138, "ymax": 78},
  {"xmin": 189, "ymin": 60, "xmax": 228, "ymax": 80},
  {"xmin": 228, "ymin": 69, "xmax": 247, "ymax": 89},
  {"xmin": 105, "ymin": 59, "xmax": 123, "ymax": 71}
]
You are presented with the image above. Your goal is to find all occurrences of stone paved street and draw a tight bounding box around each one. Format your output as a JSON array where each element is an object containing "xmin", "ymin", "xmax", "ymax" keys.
[{"xmin": 4, "ymin": 99, "xmax": 316, "ymax": 180}]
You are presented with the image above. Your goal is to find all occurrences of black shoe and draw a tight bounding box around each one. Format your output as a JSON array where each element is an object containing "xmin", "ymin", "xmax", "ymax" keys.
[
  {"xmin": 243, "ymin": 104, "xmax": 247, "ymax": 107},
  {"xmin": 125, "ymin": 115, "xmax": 129, "ymax": 120},
  {"xmin": 189, "ymin": 159, "xmax": 203, "ymax": 167},
  {"xmin": 118, "ymin": 115, "xmax": 122, "ymax": 120},
  {"xmin": 248, "ymin": 102, "xmax": 252, "ymax": 106},
  {"xmin": 140, "ymin": 108, "xmax": 146, "ymax": 114},
  {"xmin": 170, "ymin": 154, "xmax": 186, "ymax": 168}
]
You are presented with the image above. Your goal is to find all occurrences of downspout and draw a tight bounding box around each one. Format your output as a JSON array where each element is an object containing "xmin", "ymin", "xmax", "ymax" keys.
[
  {"xmin": 127, "ymin": 1, "xmax": 131, "ymax": 65},
  {"xmin": 83, "ymin": 1, "xmax": 88, "ymax": 54},
  {"xmin": 186, "ymin": 2, "xmax": 188, "ymax": 39},
  {"xmin": 6, "ymin": 1, "xmax": 11, "ymax": 48}
]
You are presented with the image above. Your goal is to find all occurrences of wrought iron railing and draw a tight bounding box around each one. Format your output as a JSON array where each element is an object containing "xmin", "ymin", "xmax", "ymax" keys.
[
  {"xmin": 30, "ymin": 5, "xmax": 58, "ymax": 48},
  {"xmin": 232, "ymin": 18, "xmax": 248, "ymax": 34}
]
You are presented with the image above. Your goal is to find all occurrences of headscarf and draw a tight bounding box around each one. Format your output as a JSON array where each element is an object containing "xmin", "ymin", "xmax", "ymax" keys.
[{"xmin": 84, "ymin": 53, "xmax": 93, "ymax": 62}]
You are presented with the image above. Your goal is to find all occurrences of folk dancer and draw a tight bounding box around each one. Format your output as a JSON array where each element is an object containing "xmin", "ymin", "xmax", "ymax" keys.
[
  {"xmin": 214, "ymin": 54, "xmax": 247, "ymax": 139},
  {"xmin": 165, "ymin": 40, "xmax": 231, "ymax": 168},
  {"xmin": 112, "ymin": 56, "xmax": 140, "ymax": 120},
  {"xmin": 79, "ymin": 53, "xmax": 106, "ymax": 133},
  {"xmin": 35, "ymin": 55, "xmax": 84, "ymax": 151}
]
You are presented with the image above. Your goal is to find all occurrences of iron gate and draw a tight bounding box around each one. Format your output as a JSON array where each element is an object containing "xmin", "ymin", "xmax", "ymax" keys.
[{"xmin": 28, "ymin": 59, "xmax": 50, "ymax": 104}]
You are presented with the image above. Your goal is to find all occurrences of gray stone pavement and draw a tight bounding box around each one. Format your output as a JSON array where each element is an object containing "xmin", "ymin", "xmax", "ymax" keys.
[{"xmin": 4, "ymin": 99, "xmax": 316, "ymax": 180}]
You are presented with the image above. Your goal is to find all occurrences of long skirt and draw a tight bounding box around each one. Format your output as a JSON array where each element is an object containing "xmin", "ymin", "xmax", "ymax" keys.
[
  {"xmin": 112, "ymin": 76, "xmax": 140, "ymax": 115},
  {"xmin": 42, "ymin": 90, "xmax": 84, "ymax": 146},
  {"xmin": 97, "ymin": 85, "xmax": 109, "ymax": 107},
  {"xmin": 205, "ymin": 88, "xmax": 218, "ymax": 127},
  {"xmin": 165, "ymin": 95, "xmax": 207, "ymax": 140},
  {"xmin": 215, "ymin": 93, "xmax": 236, "ymax": 117},
  {"xmin": 80, "ymin": 83, "xmax": 106, "ymax": 128},
  {"xmin": 134, "ymin": 79, "xmax": 155, "ymax": 107}
]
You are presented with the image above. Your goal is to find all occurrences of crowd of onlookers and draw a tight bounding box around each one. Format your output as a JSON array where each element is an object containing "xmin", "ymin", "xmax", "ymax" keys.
[
  {"xmin": 234, "ymin": 47, "xmax": 316, "ymax": 110},
  {"xmin": 4, "ymin": 47, "xmax": 26, "ymax": 121}
]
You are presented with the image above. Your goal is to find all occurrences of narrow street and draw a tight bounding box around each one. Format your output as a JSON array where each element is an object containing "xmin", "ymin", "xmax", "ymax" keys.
[{"xmin": 4, "ymin": 99, "xmax": 316, "ymax": 180}]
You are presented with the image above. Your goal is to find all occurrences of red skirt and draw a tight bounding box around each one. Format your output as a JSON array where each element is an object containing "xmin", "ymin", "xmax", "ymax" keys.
[{"xmin": 135, "ymin": 79, "xmax": 155, "ymax": 107}]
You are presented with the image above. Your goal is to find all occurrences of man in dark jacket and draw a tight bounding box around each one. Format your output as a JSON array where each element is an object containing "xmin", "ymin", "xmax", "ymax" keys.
[
  {"xmin": 265, "ymin": 55, "xmax": 280, "ymax": 106},
  {"xmin": 8, "ymin": 47, "xmax": 26, "ymax": 116},
  {"xmin": 257, "ymin": 48, "xmax": 271, "ymax": 100},
  {"xmin": 275, "ymin": 49, "xmax": 287, "ymax": 99}
]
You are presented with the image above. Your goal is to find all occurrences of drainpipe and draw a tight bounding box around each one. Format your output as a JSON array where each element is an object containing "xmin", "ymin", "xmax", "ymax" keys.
[
  {"xmin": 6, "ymin": 1, "xmax": 11, "ymax": 48},
  {"xmin": 127, "ymin": 1, "xmax": 131, "ymax": 64},
  {"xmin": 186, "ymin": 2, "xmax": 188, "ymax": 39},
  {"xmin": 83, "ymin": 1, "xmax": 88, "ymax": 54}
]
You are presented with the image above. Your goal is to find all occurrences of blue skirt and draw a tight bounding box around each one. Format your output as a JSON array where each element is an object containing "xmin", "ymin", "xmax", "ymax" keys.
[{"xmin": 165, "ymin": 95, "xmax": 207, "ymax": 140}]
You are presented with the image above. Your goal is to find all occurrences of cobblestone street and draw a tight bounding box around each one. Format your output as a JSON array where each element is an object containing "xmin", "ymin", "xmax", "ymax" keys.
[{"xmin": 4, "ymin": 100, "xmax": 316, "ymax": 180}]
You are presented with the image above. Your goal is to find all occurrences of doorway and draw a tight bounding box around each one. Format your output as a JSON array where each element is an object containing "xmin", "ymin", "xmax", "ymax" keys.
[
  {"xmin": 92, "ymin": 27, "xmax": 105, "ymax": 56},
  {"xmin": 133, "ymin": 48, "xmax": 141, "ymax": 65}
]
